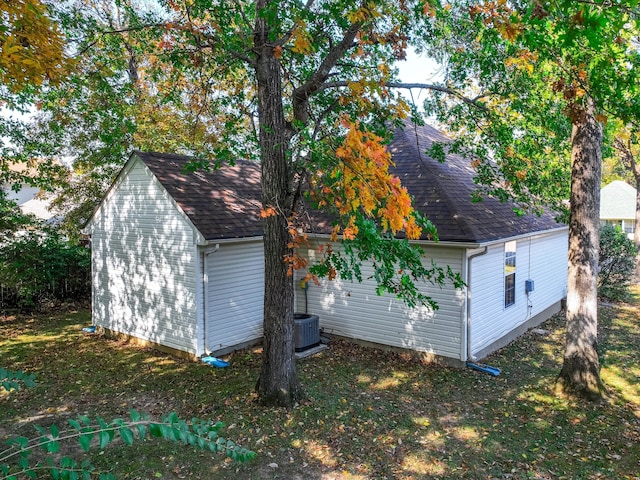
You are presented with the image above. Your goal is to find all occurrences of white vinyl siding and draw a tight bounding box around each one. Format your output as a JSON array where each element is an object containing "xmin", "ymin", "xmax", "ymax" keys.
[
  {"xmin": 297, "ymin": 241, "xmax": 466, "ymax": 360},
  {"xmin": 205, "ymin": 241, "xmax": 264, "ymax": 353},
  {"xmin": 469, "ymin": 230, "xmax": 568, "ymax": 356},
  {"xmin": 88, "ymin": 158, "xmax": 199, "ymax": 354}
]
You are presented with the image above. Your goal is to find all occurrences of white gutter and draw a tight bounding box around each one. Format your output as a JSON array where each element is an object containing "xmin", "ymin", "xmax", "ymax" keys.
[
  {"xmin": 198, "ymin": 225, "xmax": 567, "ymax": 249},
  {"xmin": 305, "ymin": 225, "xmax": 567, "ymax": 249},
  {"xmin": 200, "ymin": 236, "xmax": 264, "ymax": 246},
  {"xmin": 202, "ymin": 244, "xmax": 220, "ymax": 355},
  {"xmin": 476, "ymin": 226, "xmax": 569, "ymax": 247},
  {"xmin": 466, "ymin": 247, "xmax": 489, "ymax": 362}
]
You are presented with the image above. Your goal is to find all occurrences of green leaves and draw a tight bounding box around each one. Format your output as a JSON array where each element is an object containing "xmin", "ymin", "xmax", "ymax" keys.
[
  {"xmin": 0, "ymin": 214, "xmax": 90, "ymax": 310},
  {"xmin": 598, "ymin": 223, "xmax": 638, "ymax": 301},
  {"xmin": 1, "ymin": 409, "xmax": 254, "ymax": 480},
  {"xmin": 0, "ymin": 368, "xmax": 36, "ymax": 394},
  {"xmin": 309, "ymin": 214, "xmax": 464, "ymax": 309}
]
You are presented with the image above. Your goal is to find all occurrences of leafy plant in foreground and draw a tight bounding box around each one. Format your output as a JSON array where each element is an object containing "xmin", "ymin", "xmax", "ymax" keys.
[
  {"xmin": 0, "ymin": 368, "xmax": 36, "ymax": 393},
  {"xmin": 0, "ymin": 410, "xmax": 255, "ymax": 480}
]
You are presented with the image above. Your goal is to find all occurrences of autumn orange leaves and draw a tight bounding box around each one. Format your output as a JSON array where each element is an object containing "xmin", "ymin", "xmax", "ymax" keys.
[
  {"xmin": 326, "ymin": 120, "xmax": 422, "ymax": 241},
  {"xmin": 260, "ymin": 118, "xmax": 422, "ymax": 279}
]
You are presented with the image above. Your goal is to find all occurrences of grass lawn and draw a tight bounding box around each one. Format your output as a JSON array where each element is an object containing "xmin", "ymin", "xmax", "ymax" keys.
[{"xmin": 1, "ymin": 292, "xmax": 639, "ymax": 480}]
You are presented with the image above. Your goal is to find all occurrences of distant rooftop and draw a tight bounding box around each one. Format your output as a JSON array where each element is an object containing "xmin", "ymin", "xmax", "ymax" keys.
[{"xmin": 600, "ymin": 180, "xmax": 636, "ymax": 220}]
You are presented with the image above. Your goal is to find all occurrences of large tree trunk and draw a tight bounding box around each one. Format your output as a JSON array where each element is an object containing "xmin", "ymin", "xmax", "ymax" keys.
[
  {"xmin": 634, "ymin": 171, "xmax": 640, "ymax": 248},
  {"xmin": 634, "ymin": 177, "xmax": 640, "ymax": 283},
  {"xmin": 253, "ymin": 1, "xmax": 303, "ymax": 408},
  {"xmin": 556, "ymin": 99, "xmax": 604, "ymax": 400}
]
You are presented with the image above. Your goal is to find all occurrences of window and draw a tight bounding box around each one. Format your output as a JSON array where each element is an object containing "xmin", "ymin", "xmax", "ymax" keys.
[
  {"xmin": 504, "ymin": 241, "xmax": 516, "ymax": 308},
  {"xmin": 624, "ymin": 220, "xmax": 635, "ymax": 234}
]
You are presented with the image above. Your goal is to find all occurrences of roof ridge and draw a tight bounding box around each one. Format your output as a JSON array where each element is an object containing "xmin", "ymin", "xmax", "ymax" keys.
[{"xmin": 397, "ymin": 123, "xmax": 478, "ymax": 240}]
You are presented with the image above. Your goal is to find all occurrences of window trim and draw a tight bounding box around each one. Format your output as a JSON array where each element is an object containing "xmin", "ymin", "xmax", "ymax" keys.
[{"xmin": 504, "ymin": 241, "xmax": 517, "ymax": 308}]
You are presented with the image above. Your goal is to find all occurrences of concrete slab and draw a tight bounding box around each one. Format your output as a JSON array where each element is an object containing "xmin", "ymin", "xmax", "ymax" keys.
[{"xmin": 295, "ymin": 343, "xmax": 327, "ymax": 360}]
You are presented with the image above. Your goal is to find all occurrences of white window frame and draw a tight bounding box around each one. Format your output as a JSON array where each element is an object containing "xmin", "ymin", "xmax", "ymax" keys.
[{"xmin": 504, "ymin": 241, "xmax": 516, "ymax": 308}]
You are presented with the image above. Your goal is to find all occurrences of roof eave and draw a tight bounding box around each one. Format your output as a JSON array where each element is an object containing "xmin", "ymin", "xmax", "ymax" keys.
[
  {"xmin": 306, "ymin": 225, "xmax": 568, "ymax": 248},
  {"xmin": 200, "ymin": 235, "xmax": 264, "ymax": 245}
]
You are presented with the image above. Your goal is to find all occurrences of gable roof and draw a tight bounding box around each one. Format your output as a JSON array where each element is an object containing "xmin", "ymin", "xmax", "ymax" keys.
[
  {"xmin": 136, "ymin": 151, "xmax": 263, "ymax": 240},
  {"xmin": 600, "ymin": 180, "xmax": 636, "ymax": 221},
  {"xmin": 130, "ymin": 124, "xmax": 563, "ymax": 244}
]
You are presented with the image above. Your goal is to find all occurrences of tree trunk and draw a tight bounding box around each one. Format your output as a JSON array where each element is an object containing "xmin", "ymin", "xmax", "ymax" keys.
[
  {"xmin": 253, "ymin": 1, "xmax": 303, "ymax": 408},
  {"xmin": 634, "ymin": 171, "xmax": 640, "ymax": 248},
  {"xmin": 556, "ymin": 99, "xmax": 604, "ymax": 400},
  {"xmin": 634, "ymin": 176, "xmax": 640, "ymax": 283}
]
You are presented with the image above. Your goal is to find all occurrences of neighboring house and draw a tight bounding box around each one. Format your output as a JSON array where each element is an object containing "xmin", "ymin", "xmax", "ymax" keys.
[
  {"xmin": 83, "ymin": 124, "xmax": 568, "ymax": 366},
  {"xmin": 600, "ymin": 180, "xmax": 637, "ymax": 239},
  {"xmin": 2, "ymin": 162, "xmax": 58, "ymax": 222}
]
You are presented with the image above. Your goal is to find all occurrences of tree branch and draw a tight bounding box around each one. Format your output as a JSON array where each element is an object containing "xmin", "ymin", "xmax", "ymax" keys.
[
  {"xmin": 315, "ymin": 80, "xmax": 490, "ymax": 112},
  {"xmin": 291, "ymin": 21, "xmax": 363, "ymax": 126}
]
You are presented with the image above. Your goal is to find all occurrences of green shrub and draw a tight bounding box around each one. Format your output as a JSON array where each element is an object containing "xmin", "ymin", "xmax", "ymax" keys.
[
  {"xmin": 0, "ymin": 195, "xmax": 90, "ymax": 310},
  {"xmin": 598, "ymin": 223, "xmax": 638, "ymax": 301}
]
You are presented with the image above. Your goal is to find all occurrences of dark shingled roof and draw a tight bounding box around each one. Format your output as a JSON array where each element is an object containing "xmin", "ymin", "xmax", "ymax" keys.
[
  {"xmin": 136, "ymin": 151, "xmax": 263, "ymax": 240},
  {"xmin": 135, "ymin": 124, "xmax": 563, "ymax": 243},
  {"xmin": 388, "ymin": 124, "xmax": 562, "ymax": 243}
]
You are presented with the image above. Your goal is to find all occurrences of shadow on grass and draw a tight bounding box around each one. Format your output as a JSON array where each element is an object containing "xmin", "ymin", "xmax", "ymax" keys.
[{"xmin": 2, "ymin": 308, "xmax": 639, "ymax": 480}]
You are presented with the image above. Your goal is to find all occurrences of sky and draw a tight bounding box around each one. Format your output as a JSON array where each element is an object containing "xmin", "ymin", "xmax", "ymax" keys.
[
  {"xmin": 395, "ymin": 49, "xmax": 444, "ymax": 123},
  {"xmin": 397, "ymin": 49, "xmax": 442, "ymax": 83}
]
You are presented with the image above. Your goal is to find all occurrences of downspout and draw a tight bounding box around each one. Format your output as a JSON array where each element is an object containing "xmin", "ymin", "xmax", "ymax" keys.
[
  {"xmin": 466, "ymin": 247, "xmax": 488, "ymax": 362},
  {"xmin": 202, "ymin": 244, "xmax": 220, "ymax": 355}
]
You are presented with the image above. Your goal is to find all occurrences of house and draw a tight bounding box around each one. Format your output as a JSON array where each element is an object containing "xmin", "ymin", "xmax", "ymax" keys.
[
  {"xmin": 83, "ymin": 152, "xmax": 265, "ymax": 358},
  {"xmin": 600, "ymin": 180, "xmax": 637, "ymax": 239},
  {"xmin": 2, "ymin": 162, "xmax": 58, "ymax": 222},
  {"xmin": 296, "ymin": 125, "xmax": 567, "ymax": 365},
  {"xmin": 83, "ymin": 124, "xmax": 568, "ymax": 366}
]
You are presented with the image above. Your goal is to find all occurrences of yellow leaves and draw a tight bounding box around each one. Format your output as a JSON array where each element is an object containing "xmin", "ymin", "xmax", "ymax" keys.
[
  {"xmin": 331, "ymin": 224, "xmax": 340, "ymax": 242},
  {"xmin": 290, "ymin": 23, "xmax": 314, "ymax": 55},
  {"xmin": 394, "ymin": 99, "xmax": 410, "ymax": 120},
  {"xmin": 617, "ymin": 127, "xmax": 632, "ymax": 142},
  {"xmin": 377, "ymin": 63, "xmax": 391, "ymax": 78},
  {"xmin": 342, "ymin": 217, "xmax": 359, "ymax": 240},
  {"xmin": 0, "ymin": 0, "xmax": 71, "ymax": 93},
  {"xmin": 347, "ymin": 80, "xmax": 366, "ymax": 97},
  {"xmin": 347, "ymin": 8, "xmax": 367, "ymax": 23},
  {"xmin": 321, "ymin": 119, "xmax": 422, "ymax": 240},
  {"xmin": 504, "ymin": 146, "xmax": 515, "ymax": 158},
  {"xmin": 504, "ymin": 49, "xmax": 538, "ymax": 74},
  {"xmin": 498, "ymin": 22, "xmax": 523, "ymax": 42},
  {"xmin": 346, "ymin": 3, "xmax": 381, "ymax": 23}
]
